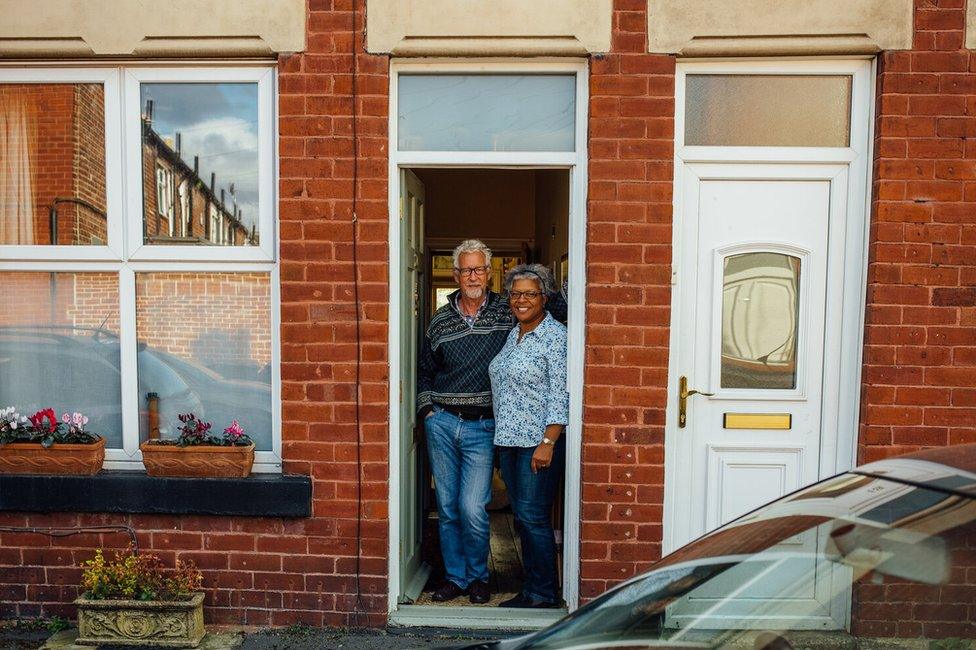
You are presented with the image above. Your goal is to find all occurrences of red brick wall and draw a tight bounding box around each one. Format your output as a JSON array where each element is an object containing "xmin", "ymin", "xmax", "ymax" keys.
[
  {"xmin": 1, "ymin": 0, "xmax": 391, "ymax": 626},
  {"xmin": 852, "ymin": 0, "xmax": 976, "ymax": 639},
  {"xmin": 275, "ymin": 0, "xmax": 392, "ymax": 621},
  {"xmin": 4, "ymin": 0, "xmax": 976, "ymax": 633},
  {"xmin": 580, "ymin": 0, "xmax": 675, "ymax": 600},
  {"xmin": 860, "ymin": 1, "xmax": 976, "ymax": 462}
]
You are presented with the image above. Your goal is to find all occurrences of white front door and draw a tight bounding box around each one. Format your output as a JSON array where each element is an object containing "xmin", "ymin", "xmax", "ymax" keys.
[
  {"xmin": 398, "ymin": 169, "xmax": 429, "ymax": 602},
  {"xmin": 668, "ymin": 163, "xmax": 851, "ymax": 628}
]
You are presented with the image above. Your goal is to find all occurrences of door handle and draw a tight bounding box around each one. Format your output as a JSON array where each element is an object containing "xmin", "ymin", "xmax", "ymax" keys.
[{"xmin": 678, "ymin": 375, "xmax": 714, "ymax": 428}]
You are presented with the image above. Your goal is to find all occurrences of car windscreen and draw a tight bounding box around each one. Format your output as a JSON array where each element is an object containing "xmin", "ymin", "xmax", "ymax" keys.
[{"xmin": 521, "ymin": 473, "xmax": 976, "ymax": 649}]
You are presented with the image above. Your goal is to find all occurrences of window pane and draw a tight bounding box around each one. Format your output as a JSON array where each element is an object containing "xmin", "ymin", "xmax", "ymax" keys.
[
  {"xmin": 685, "ymin": 75, "xmax": 852, "ymax": 147},
  {"xmin": 0, "ymin": 272, "xmax": 122, "ymax": 447},
  {"xmin": 0, "ymin": 84, "xmax": 107, "ymax": 245},
  {"xmin": 135, "ymin": 272, "xmax": 272, "ymax": 450},
  {"xmin": 721, "ymin": 252, "xmax": 800, "ymax": 389},
  {"xmin": 398, "ymin": 75, "xmax": 575, "ymax": 151},
  {"xmin": 140, "ymin": 83, "xmax": 260, "ymax": 246}
]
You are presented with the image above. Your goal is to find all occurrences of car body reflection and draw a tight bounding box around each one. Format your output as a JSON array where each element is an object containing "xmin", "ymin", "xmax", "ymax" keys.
[{"xmin": 0, "ymin": 326, "xmax": 271, "ymax": 450}]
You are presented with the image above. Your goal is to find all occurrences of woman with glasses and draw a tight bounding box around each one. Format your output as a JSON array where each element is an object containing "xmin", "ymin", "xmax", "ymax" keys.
[{"xmin": 489, "ymin": 263, "xmax": 569, "ymax": 608}]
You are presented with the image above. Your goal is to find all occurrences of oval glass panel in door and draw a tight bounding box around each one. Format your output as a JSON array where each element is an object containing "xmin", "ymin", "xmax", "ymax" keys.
[{"xmin": 721, "ymin": 252, "xmax": 800, "ymax": 389}]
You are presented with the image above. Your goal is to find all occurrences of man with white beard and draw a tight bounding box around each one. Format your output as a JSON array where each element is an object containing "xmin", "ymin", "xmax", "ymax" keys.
[{"xmin": 417, "ymin": 239, "xmax": 513, "ymax": 605}]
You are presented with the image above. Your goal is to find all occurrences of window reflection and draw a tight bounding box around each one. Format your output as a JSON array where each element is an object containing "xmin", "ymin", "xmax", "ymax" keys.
[
  {"xmin": 0, "ymin": 84, "xmax": 107, "ymax": 245},
  {"xmin": 0, "ymin": 272, "xmax": 122, "ymax": 447},
  {"xmin": 398, "ymin": 75, "xmax": 576, "ymax": 151},
  {"xmin": 140, "ymin": 83, "xmax": 260, "ymax": 246},
  {"xmin": 135, "ymin": 272, "xmax": 272, "ymax": 449},
  {"xmin": 721, "ymin": 252, "xmax": 800, "ymax": 389}
]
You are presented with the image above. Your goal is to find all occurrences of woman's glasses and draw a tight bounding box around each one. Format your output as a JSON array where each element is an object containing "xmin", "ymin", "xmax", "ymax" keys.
[{"xmin": 509, "ymin": 290, "xmax": 543, "ymax": 300}]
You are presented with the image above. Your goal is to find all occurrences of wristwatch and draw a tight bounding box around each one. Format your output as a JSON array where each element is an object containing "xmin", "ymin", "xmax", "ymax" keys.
[{"xmin": 541, "ymin": 436, "xmax": 555, "ymax": 446}]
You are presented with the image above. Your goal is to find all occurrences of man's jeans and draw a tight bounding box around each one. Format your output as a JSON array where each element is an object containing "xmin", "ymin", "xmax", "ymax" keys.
[
  {"xmin": 497, "ymin": 437, "xmax": 565, "ymax": 603},
  {"xmin": 425, "ymin": 408, "xmax": 495, "ymax": 589}
]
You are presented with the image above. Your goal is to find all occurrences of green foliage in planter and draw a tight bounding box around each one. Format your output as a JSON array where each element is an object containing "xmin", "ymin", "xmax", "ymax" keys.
[
  {"xmin": 81, "ymin": 547, "xmax": 202, "ymax": 602},
  {"xmin": 0, "ymin": 407, "xmax": 101, "ymax": 447}
]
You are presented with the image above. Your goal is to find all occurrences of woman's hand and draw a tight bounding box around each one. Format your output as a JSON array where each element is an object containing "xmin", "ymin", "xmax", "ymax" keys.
[{"xmin": 531, "ymin": 443, "xmax": 554, "ymax": 473}]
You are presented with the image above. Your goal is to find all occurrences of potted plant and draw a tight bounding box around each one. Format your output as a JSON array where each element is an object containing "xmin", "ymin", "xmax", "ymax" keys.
[
  {"xmin": 140, "ymin": 415, "xmax": 254, "ymax": 478},
  {"xmin": 0, "ymin": 407, "xmax": 105, "ymax": 475},
  {"xmin": 75, "ymin": 546, "xmax": 205, "ymax": 648}
]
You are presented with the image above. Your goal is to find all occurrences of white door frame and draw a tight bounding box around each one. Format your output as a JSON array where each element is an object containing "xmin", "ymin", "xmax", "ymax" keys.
[
  {"xmin": 663, "ymin": 57, "xmax": 877, "ymax": 556},
  {"xmin": 386, "ymin": 58, "xmax": 589, "ymax": 617}
]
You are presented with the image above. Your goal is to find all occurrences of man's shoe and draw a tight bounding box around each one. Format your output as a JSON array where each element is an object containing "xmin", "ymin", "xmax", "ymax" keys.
[
  {"xmin": 432, "ymin": 581, "xmax": 467, "ymax": 602},
  {"xmin": 469, "ymin": 580, "xmax": 491, "ymax": 604},
  {"xmin": 498, "ymin": 593, "xmax": 527, "ymax": 608},
  {"xmin": 499, "ymin": 593, "xmax": 560, "ymax": 608}
]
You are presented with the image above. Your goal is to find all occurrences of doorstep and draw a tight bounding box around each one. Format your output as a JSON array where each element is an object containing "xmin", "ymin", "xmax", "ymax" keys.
[{"xmin": 389, "ymin": 604, "xmax": 564, "ymax": 630}]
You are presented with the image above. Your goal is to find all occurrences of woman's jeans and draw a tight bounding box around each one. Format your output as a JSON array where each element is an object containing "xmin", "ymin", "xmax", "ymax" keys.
[
  {"xmin": 497, "ymin": 437, "xmax": 565, "ymax": 603},
  {"xmin": 424, "ymin": 408, "xmax": 495, "ymax": 589}
]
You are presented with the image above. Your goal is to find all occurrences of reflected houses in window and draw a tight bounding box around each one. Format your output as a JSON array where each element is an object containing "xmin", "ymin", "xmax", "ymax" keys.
[
  {"xmin": 139, "ymin": 83, "xmax": 260, "ymax": 247},
  {"xmin": 141, "ymin": 111, "xmax": 257, "ymax": 246}
]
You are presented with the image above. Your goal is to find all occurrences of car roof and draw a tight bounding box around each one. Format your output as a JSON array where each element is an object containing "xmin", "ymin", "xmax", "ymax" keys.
[{"xmin": 853, "ymin": 443, "xmax": 976, "ymax": 498}]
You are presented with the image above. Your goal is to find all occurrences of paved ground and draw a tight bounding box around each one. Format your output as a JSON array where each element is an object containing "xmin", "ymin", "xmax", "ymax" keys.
[{"xmin": 0, "ymin": 625, "xmax": 521, "ymax": 650}]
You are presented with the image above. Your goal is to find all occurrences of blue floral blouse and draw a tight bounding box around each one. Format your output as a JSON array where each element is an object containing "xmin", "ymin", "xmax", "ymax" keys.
[{"xmin": 488, "ymin": 313, "xmax": 570, "ymax": 447}]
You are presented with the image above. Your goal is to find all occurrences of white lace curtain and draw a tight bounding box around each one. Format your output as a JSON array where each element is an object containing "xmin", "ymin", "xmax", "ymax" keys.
[{"xmin": 0, "ymin": 90, "xmax": 35, "ymax": 245}]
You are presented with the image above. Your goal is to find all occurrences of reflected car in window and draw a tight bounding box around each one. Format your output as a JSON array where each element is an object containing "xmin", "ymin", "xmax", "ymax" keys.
[
  {"xmin": 462, "ymin": 445, "xmax": 976, "ymax": 649},
  {"xmin": 0, "ymin": 326, "xmax": 271, "ymax": 450}
]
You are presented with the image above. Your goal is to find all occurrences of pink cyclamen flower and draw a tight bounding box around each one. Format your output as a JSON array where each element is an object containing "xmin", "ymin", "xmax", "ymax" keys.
[
  {"xmin": 72, "ymin": 412, "xmax": 83, "ymax": 426},
  {"xmin": 224, "ymin": 420, "xmax": 245, "ymax": 438},
  {"xmin": 62, "ymin": 413, "xmax": 71, "ymax": 423},
  {"xmin": 82, "ymin": 416, "xmax": 89, "ymax": 425}
]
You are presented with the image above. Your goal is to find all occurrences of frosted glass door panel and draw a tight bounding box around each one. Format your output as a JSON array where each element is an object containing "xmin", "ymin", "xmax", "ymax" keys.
[
  {"xmin": 685, "ymin": 75, "xmax": 852, "ymax": 147},
  {"xmin": 398, "ymin": 75, "xmax": 575, "ymax": 151},
  {"xmin": 721, "ymin": 252, "xmax": 800, "ymax": 390}
]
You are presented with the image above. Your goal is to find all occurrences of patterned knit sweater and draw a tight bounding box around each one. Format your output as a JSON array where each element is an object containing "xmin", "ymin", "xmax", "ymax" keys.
[{"xmin": 417, "ymin": 290, "xmax": 513, "ymax": 416}]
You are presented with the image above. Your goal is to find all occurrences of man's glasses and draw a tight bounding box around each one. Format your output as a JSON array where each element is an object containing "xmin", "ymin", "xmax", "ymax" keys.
[
  {"xmin": 509, "ymin": 290, "xmax": 543, "ymax": 300},
  {"xmin": 456, "ymin": 266, "xmax": 490, "ymax": 277}
]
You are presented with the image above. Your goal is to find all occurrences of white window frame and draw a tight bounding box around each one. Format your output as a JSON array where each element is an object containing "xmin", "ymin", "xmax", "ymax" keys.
[
  {"xmin": 387, "ymin": 58, "xmax": 589, "ymax": 619},
  {"xmin": 0, "ymin": 67, "xmax": 123, "ymax": 259},
  {"xmin": 0, "ymin": 62, "xmax": 282, "ymax": 473},
  {"xmin": 123, "ymin": 66, "xmax": 275, "ymax": 261},
  {"xmin": 155, "ymin": 163, "xmax": 175, "ymax": 235}
]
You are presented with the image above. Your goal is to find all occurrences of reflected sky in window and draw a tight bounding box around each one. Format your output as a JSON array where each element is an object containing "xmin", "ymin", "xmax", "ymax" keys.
[
  {"xmin": 398, "ymin": 75, "xmax": 575, "ymax": 151},
  {"xmin": 141, "ymin": 83, "xmax": 259, "ymax": 230}
]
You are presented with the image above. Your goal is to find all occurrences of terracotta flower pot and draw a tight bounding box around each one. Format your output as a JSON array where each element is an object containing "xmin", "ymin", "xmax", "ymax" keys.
[
  {"xmin": 140, "ymin": 442, "xmax": 254, "ymax": 478},
  {"xmin": 75, "ymin": 592, "xmax": 205, "ymax": 648},
  {"xmin": 0, "ymin": 437, "xmax": 105, "ymax": 475}
]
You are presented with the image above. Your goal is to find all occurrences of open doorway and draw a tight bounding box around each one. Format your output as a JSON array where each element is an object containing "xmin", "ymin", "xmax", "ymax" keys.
[{"xmin": 399, "ymin": 167, "xmax": 571, "ymax": 610}]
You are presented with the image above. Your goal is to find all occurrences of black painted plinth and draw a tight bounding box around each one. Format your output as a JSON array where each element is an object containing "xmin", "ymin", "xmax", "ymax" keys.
[{"xmin": 0, "ymin": 471, "xmax": 311, "ymax": 517}]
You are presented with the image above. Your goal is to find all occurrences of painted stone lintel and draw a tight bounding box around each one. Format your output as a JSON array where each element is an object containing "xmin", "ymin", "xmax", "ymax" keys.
[{"xmin": 648, "ymin": 0, "xmax": 914, "ymax": 55}]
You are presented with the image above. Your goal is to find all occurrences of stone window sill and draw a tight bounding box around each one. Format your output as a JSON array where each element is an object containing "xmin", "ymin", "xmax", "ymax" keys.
[{"xmin": 0, "ymin": 471, "xmax": 311, "ymax": 517}]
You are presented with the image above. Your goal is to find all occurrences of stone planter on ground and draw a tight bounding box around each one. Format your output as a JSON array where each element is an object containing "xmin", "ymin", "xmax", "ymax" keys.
[
  {"xmin": 74, "ymin": 592, "xmax": 205, "ymax": 648},
  {"xmin": 140, "ymin": 442, "xmax": 255, "ymax": 478},
  {"xmin": 0, "ymin": 437, "xmax": 105, "ymax": 475}
]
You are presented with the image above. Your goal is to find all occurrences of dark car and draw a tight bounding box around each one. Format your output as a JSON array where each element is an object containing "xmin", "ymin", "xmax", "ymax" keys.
[{"xmin": 465, "ymin": 445, "xmax": 976, "ymax": 649}]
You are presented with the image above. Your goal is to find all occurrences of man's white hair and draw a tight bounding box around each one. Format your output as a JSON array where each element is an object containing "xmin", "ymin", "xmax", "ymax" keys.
[{"xmin": 452, "ymin": 239, "xmax": 492, "ymax": 269}]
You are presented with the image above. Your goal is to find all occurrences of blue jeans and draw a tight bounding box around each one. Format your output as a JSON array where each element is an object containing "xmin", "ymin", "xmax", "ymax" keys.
[
  {"xmin": 498, "ymin": 437, "xmax": 565, "ymax": 603},
  {"xmin": 424, "ymin": 408, "xmax": 495, "ymax": 589}
]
